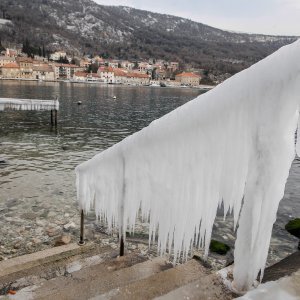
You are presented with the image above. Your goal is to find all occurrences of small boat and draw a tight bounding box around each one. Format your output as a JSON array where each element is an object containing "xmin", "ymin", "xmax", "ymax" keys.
[
  {"xmin": 77, "ymin": 101, "xmax": 82, "ymax": 105},
  {"xmin": 113, "ymin": 96, "xmax": 117, "ymax": 100}
]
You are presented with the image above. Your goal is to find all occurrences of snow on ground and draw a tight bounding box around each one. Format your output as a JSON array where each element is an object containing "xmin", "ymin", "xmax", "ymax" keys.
[
  {"xmin": 76, "ymin": 40, "xmax": 300, "ymax": 291},
  {"xmin": 237, "ymin": 270, "xmax": 300, "ymax": 300}
]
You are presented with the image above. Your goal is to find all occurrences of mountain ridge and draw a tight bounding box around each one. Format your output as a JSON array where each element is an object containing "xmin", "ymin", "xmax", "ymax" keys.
[{"xmin": 0, "ymin": 0, "xmax": 297, "ymax": 74}]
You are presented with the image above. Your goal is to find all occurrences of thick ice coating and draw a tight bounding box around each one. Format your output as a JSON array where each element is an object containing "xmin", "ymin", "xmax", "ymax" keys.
[
  {"xmin": 76, "ymin": 40, "xmax": 300, "ymax": 291},
  {"xmin": 0, "ymin": 98, "xmax": 59, "ymax": 111}
]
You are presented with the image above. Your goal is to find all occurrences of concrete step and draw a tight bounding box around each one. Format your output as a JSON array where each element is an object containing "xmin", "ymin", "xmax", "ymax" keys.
[
  {"xmin": 0, "ymin": 242, "xmax": 112, "ymax": 294},
  {"xmin": 0, "ymin": 243, "xmax": 91, "ymax": 278},
  {"xmin": 18, "ymin": 256, "xmax": 172, "ymax": 300},
  {"xmin": 96, "ymin": 258, "xmax": 211, "ymax": 300},
  {"xmin": 155, "ymin": 272, "xmax": 234, "ymax": 300}
]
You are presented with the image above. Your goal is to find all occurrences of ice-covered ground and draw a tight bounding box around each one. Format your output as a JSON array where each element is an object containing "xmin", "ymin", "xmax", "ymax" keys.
[
  {"xmin": 237, "ymin": 270, "xmax": 300, "ymax": 300},
  {"xmin": 76, "ymin": 40, "xmax": 300, "ymax": 291}
]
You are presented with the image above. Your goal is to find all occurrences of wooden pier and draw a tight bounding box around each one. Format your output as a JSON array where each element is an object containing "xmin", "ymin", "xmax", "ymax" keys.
[{"xmin": 0, "ymin": 97, "xmax": 59, "ymax": 125}]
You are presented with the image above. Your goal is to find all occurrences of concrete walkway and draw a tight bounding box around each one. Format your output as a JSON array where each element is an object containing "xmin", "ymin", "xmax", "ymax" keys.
[
  {"xmin": 0, "ymin": 242, "xmax": 298, "ymax": 299},
  {"xmin": 0, "ymin": 242, "xmax": 234, "ymax": 300}
]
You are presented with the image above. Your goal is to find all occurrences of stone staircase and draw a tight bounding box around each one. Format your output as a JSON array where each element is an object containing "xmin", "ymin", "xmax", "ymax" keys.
[{"xmin": 0, "ymin": 243, "xmax": 235, "ymax": 300}]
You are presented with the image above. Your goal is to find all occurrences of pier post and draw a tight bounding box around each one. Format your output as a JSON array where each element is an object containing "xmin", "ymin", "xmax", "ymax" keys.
[
  {"xmin": 54, "ymin": 109, "xmax": 57, "ymax": 126},
  {"xmin": 51, "ymin": 110, "xmax": 54, "ymax": 126},
  {"xmin": 78, "ymin": 209, "xmax": 85, "ymax": 245}
]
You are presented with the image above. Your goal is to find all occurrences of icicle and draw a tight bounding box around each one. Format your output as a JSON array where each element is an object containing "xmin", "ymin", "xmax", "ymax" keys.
[
  {"xmin": 76, "ymin": 40, "xmax": 300, "ymax": 291},
  {"xmin": 0, "ymin": 98, "xmax": 59, "ymax": 111}
]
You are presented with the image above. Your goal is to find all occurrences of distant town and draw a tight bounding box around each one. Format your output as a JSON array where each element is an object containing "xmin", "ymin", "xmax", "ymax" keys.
[{"xmin": 0, "ymin": 47, "xmax": 216, "ymax": 88}]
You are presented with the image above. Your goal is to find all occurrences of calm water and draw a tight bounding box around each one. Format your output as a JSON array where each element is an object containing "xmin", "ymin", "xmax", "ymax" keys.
[
  {"xmin": 0, "ymin": 81, "xmax": 202, "ymax": 204},
  {"xmin": 0, "ymin": 80, "xmax": 299, "ymax": 263}
]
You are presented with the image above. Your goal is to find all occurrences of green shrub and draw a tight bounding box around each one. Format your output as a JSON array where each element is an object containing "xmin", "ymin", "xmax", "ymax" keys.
[
  {"xmin": 209, "ymin": 239, "xmax": 230, "ymax": 255},
  {"xmin": 285, "ymin": 218, "xmax": 300, "ymax": 239}
]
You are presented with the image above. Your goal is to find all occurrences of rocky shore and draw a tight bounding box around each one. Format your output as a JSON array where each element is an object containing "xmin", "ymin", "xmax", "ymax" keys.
[{"xmin": 0, "ymin": 194, "xmax": 298, "ymax": 271}]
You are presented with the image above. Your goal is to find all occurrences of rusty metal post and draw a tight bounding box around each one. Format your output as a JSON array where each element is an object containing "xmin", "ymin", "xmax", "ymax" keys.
[
  {"xmin": 120, "ymin": 234, "xmax": 125, "ymax": 256},
  {"xmin": 50, "ymin": 110, "xmax": 53, "ymax": 126},
  {"xmin": 54, "ymin": 109, "xmax": 57, "ymax": 126},
  {"xmin": 78, "ymin": 209, "xmax": 85, "ymax": 245}
]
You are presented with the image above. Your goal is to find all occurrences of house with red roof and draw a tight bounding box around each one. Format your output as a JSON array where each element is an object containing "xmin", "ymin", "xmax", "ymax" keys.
[
  {"xmin": 73, "ymin": 71, "xmax": 100, "ymax": 82},
  {"xmin": 175, "ymin": 72, "xmax": 201, "ymax": 86},
  {"xmin": 97, "ymin": 66, "xmax": 150, "ymax": 85},
  {"xmin": 17, "ymin": 57, "xmax": 33, "ymax": 79},
  {"xmin": 113, "ymin": 68, "xmax": 128, "ymax": 84},
  {"xmin": 32, "ymin": 64, "xmax": 55, "ymax": 81},
  {"xmin": 0, "ymin": 62, "xmax": 20, "ymax": 79},
  {"xmin": 0, "ymin": 56, "xmax": 16, "ymax": 68},
  {"xmin": 125, "ymin": 72, "xmax": 150, "ymax": 85},
  {"xmin": 97, "ymin": 66, "xmax": 115, "ymax": 83}
]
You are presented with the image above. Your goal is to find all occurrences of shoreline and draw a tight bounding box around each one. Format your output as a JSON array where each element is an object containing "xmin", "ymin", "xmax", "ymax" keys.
[{"xmin": 0, "ymin": 78, "xmax": 215, "ymax": 91}]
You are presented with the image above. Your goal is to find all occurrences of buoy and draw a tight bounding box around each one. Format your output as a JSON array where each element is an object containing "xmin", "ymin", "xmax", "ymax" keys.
[
  {"xmin": 8, "ymin": 290, "xmax": 16, "ymax": 295},
  {"xmin": 77, "ymin": 101, "xmax": 82, "ymax": 105}
]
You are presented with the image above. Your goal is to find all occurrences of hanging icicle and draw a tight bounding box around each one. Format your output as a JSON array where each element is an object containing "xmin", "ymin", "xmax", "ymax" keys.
[
  {"xmin": 76, "ymin": 40, "xmax": 300, "ymax": 291},
  {"xmin": 0, "ymin": 98, "xmax": 59, "ymax": 111}
]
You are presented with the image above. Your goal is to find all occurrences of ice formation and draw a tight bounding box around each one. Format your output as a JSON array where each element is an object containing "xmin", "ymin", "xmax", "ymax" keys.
[
  {"xmin": 76, "ymin": 40, "xmax": 300, "ymax": 291},
  {"xmin": 0, "ymin": 98, "xmax": 59, "ymax": 111}
]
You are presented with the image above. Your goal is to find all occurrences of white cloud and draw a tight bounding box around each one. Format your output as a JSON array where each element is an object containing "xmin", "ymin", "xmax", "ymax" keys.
[{"xmin": 278, "ymin": 0, "xmax": 300, "ymax": 9}]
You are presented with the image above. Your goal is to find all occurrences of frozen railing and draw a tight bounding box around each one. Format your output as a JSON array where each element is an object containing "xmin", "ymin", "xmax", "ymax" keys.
[
  {"xmin": 0, "ymin": 97, "xmax": 59, "ymax": 125},
  {"xmin": 76, "ymin": 40, "xmax": 300, "ymax": 292}
]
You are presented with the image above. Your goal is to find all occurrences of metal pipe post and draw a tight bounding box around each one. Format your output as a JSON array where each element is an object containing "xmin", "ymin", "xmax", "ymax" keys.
[
  {"xmin": 120, "ymin": 234, "xmax": 125, "ymax": 256},
  {"xmin": 78, "ymin": 209, "xmax": 85, "ymax": 245}
]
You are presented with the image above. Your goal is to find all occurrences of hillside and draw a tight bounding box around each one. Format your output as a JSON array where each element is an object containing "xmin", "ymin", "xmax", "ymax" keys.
[{"xmin": 0, "ymin": 0, "xmax": 297, "ymax": 74}]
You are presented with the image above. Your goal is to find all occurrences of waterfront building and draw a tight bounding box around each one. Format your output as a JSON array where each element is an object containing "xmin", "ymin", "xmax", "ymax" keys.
[
  {"xmin": 125, "ymin": 72, "xmax": 150, "ymax": 85},
  {"xmin": 73, "ymin": 71, "xmax": 87, "ymax": 81},
  {"xmin": 175, "ymin": 72, "xmax": 201, "ymax": 86},
  {"xmin": 0, "ymin": 56, "xmax": 16, "ymax": 67},
  {"xmin": 17, "ymin": 57, "xmax": 33, "ymax": 79},
  {"xmin": 97, "ymin": 66, "xmax": 115, "ymax": 83},
  {"xmin": 0, "ymin": 62, "xmax": 20, "ymax": 79},
  {"xmin": 32, "ymin": 64, "xmax": 55, "ymax": 81},
  {"xmin": 53, "ymin": 63, "xmax": 81, "ymax": 80},
  {"xmin": 113, "ymin": 68, "xmax": 128, "ymax": 84},
  {"xmin": 73, "ymin": 71, "xmax": 100, "ymax": 82}
]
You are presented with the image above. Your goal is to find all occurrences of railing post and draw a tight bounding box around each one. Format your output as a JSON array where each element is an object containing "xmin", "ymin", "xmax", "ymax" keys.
[
  {"xmin": 50, "ymin": 109, "xmax": 53, "ymax": 126},
  {"xmin": 120, "ymin": 234, "xmax": 125, "ymax": 256},
  {"xmin": 78, "ymin": 209, "xmax": 85, "ymax": 245}
]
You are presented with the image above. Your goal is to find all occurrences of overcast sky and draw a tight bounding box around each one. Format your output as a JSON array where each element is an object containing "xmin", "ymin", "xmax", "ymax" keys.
[{"xmin": 93, "ymin": 0, "xmax": 300, "ymax": 36}]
